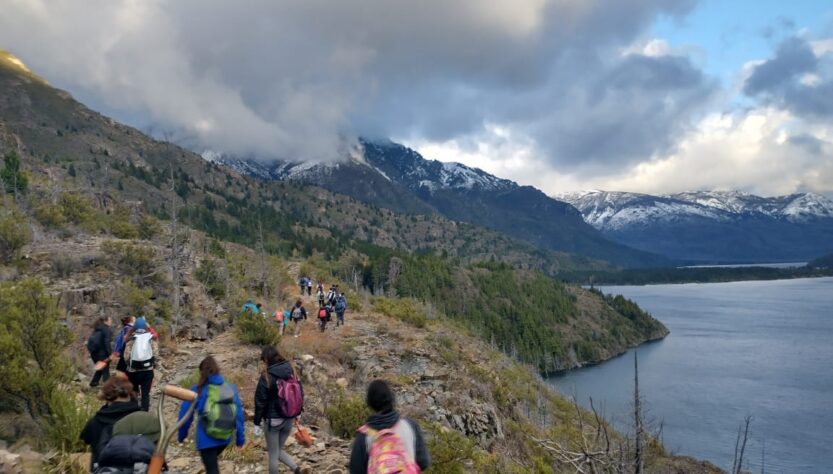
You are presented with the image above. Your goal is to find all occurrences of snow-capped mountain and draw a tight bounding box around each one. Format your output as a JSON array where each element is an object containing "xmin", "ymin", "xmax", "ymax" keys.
[
  {"xmin": 559, "ymin": 190, "xmax": 833, "ymax": 263},
  {"xmin": 204, "ymin": 140, "xmax": 668, "ymax": 268}
]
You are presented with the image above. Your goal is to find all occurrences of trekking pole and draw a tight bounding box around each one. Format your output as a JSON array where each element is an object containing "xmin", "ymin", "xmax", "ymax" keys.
[{"xmin": 148, "ymin": 385, "xmax": 198, "ymax": 474}]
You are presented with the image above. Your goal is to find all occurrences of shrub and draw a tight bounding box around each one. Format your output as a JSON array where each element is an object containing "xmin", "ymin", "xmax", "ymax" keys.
[
  {"xmin": 120, "ymin": 280, "xmax": 153, "ymax": 315},
  {"xmin": 51, "ymin": 254, "xmax": 82, "ymax": 278},
  {"xmin": 235, "ymin": 314, "xmax": 281, "ymax": 347},
  {"xmin": 0, "ymin": 278, "xmax": 71, "ymax": 419},
  {"xmin": 1, "ymin": 150, "xmax": 28, "ymax": 194},
  {"xmin": 425, "ymin": 425, "xmax": 478, "ymax": 474},
  {"xmin": 108, "ymin": 206, "xmax": 139, "ymax": 239},
  {"xmin": 137, "ymin": 214, "xmax": 162, "ymax": 240},
  {"xmin": 43, "ymin": 390, "xmax": 97, "ymax": 451},
  {"xmin": 59, "ymin": 193, "xmax": 95, "ymax": 225},
  {"xmin": 34, "ymin": 202, "xmax": 66, "ymax": 228},
  {"xmin": 372, "ymin": 297, "xmax": 427, "ymax": 328},
  {"xmin": 0, "ymin": 211, "xmax": 30, "ymax": 263},
  {"xmin": 101, "ymin": 240, "xmax": 157, "ymax": 282},
  {"xmin": 325, "ymin": 393, "xmax": 369, "ymax": 439},
  {"xmin": 196, "ymin": 258, "xmax": 226, "ymax": 299}
]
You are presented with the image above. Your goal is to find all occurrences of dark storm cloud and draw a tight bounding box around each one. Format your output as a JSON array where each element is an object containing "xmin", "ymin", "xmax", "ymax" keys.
[
  {"xmin": 0, "ymin": 0, "xmax": 708, "ymax": 170},
  {"xmin": 744, "ymin": 36, "xmax": 833, "ymax": 120}
]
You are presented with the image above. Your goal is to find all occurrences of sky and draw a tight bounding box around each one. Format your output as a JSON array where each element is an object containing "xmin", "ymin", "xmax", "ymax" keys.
[{"xmin": 1, "ymin": 0, "xmax": 832, "ymax": 197}]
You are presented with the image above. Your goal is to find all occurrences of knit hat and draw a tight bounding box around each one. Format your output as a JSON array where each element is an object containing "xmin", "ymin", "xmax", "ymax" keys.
[{"xmin": 134, "ymin": 316, "xmax": 148, "ymax": 330}]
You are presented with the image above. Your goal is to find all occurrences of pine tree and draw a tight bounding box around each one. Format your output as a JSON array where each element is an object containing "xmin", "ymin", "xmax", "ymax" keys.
[{"xmin": 1, "ymin": 150, "xmax": 28, "ymax": 195}]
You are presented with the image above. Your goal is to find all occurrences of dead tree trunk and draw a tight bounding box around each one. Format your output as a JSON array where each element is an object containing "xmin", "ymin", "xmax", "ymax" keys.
[
  {"xmin": 634, "ymin": 352, "xmax": 644, "ymax": 474},
  {"xmin": 732, "ymin": 416, "xmax": 752, "ymax": 474},
  {"xmin": 169, "ymin": 164, "xmax": 181, "ymax": 336}
]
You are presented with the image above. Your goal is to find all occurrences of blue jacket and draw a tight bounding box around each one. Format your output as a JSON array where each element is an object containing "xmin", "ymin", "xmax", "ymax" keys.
[
  {"xmin": 177, "ymin": 374, "xmax": 245, "ymax": 450},
  {"xmin": 114, "ymin": 324, "xmax": 133, "ymax": 354}
]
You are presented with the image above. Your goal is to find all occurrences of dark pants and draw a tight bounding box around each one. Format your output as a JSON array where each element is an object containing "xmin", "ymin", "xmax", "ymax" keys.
[
  {"xmin": 306, "ymin": 287, "xmax": 311, "ymax": 296},
  {"xmin": 90, "ymin": 356, "xmax": 110, "ymax": 386},
  {"xmin": 199, "ymin": 444, "xmax": 227, "ymax": 474},
  {"xmin": 336, "ymin": 311, "xmax": 345, "ymax": 326},
  {"xmin": 128, "ymin": 370, "xmax": 154, "ymax": 411}
]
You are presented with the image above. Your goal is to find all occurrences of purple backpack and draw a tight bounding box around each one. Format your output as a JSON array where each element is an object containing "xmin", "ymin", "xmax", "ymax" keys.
[{"xmin": 275, "ymin": 372, "xmax": 304, "ymax": 418}]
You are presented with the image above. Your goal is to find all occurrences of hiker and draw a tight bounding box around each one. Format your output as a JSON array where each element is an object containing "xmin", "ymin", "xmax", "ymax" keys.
[
  {"xmin": 123, "ymin": 316, "xmax": 158, "ymax": 411},
  {"xmin": 95, "ymin": 411, "xmax": 161, "ymax": 473},
  {"xmin": 87, "ymin": 315, "xmax": 114, "ymax": 387},
  {"xmin": 306, "ymin": 279, "xmax": 312, "ymax": 296},
  {"xmin": 334, "ymin": 293, "xmax": 347, "ymax": 327},
  {"xmin": 290, "ymin": 300, "xmax": 307, "ymax": 337},
  {"xmin": 241, "ymin": 299, "xmax": 260, "ymax": 315},
  {"xmin": 177, "ymin": 356, "xmax": 245, "ymax": 474},
  {"xmin": 254, "ymin": 346, "xmax": 304, "ymax": 474},
  {"xmin": 299, "ymin": 277, "xmax": 307, "ymax": 296},
  {"xmin": 113, "ymin": 315, "xmax": 158, "ymax": 374},
  {"xmin": 274, "ymin": 308, "xmax": 288, "ymax": 336},
  {"xmin": 326, "ymin": 286, "xmax": 337, "ymax": 306},
  {"xmin": 80, "ymin": 377, "xmax": 141, "ymax": 471},
  {"xmin": 317, "ymin": 287, "xmax": 325, "ymax": 307},
  {"xmin": 317, "ymin": 305, "xmax": 330, "ymax": 332},
  {"xmin": 348, "ymin": 380, "xmax": 430, "ymax": 474}
]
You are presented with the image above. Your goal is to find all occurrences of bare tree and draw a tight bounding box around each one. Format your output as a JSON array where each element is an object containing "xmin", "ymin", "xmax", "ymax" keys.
[
  {"xmin": 634, "ymin": 352, "xmax": 644, "ymax": 474},
  {"xmin": 732, "ymin": 416, "xmax": 753, "ymax": 474},
  {"xmin": 257, "ymin": 218, "xmax": 268, "ymax": 300},
  {"xmin": 167, "ymin": 159, "xmax": 182, "ymax": 336}
]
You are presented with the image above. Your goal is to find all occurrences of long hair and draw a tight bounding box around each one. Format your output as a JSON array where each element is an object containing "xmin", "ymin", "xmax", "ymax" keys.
[
  {"xmin": 197, "ymin": 356, "xmax": 221, "ymax": 388},
  {"xmin": 260, "ymin": 346, "xmax": 287, "ymax": 387}
]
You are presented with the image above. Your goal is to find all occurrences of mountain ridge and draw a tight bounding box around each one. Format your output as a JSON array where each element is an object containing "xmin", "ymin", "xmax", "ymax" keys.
[{"xmin": 559, "ymin": 189, "xmax": 833, "ymax": 263}]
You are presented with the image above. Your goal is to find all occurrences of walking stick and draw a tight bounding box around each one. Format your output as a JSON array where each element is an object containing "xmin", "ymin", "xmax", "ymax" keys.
[{"xmin": 147, "ymin": 385, "xmax": 198, "ymax": 474}]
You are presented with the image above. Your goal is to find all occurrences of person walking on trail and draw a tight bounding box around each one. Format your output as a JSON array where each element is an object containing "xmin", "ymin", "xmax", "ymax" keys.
[
  {"xmin": 87, "ymin": 315, "xmax": 114, "ymax": 387},
  {"xmin": 274, "ymin": 308, "xmax": 290, "ymax": 336},
  {"xmin": 335, "ymin": 293, "xmax": 347, "ymax": 327},
  {"xmin": 349, "ymin": 380, "xmax": 431, "ymax": 474},
  {"xmin": 326, "ymin": 286, "xmax": 337, "ymax": 306},
  {"xmin": 290, "ymin": 300, "xmax": 307, "ymax": 338},
  {"xmin": 254, "ymin": 346, "xmax": 306, "ymax": 474},
  {"xmin": 299, "ymin": 277, "xmax": 308, "ymax": 296},
  {"xmin": 80, "ymin": 377, "xmax": 141, "ymax": 472},
  {"xmin": 177, "ymin": 356, "xmax": 246, "ymax": 474},
  {"xmin": 123, "ymin": 316, "xmax": 158, "ymax": 411},
  {"xmin": 317, "ymin": 305, "xmax": 331, "ymax": 332},
  {"xmin": 317, "ymin": 287, "xmax": 325, "ymax": 307},
  {"xmin": 306, "ymin": 279, "xmax": 312, "ymax": 296},
  {"xmin": 241, "ymin": 299, "xmax": 260, "ymax": 315},
  {"xmin": 113, "ymin": 315, "xmax": 158, "ymax": 375}
]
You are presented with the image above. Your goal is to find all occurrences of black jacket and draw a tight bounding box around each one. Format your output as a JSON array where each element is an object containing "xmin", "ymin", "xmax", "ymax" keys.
[
  {"xmin": 80, "ymin": 400, "xmax": 141, "ymax": 468},
  {"xmin": 253, "ymin": 361, "xmax": 294, "ymax": 425},
  {"xmin": 348, "ymin": 411, "xmax": 430, "ymax": 474},
  {"xmin": 88, "ymin": 324, "xmax": 113, "ymax": 362}
]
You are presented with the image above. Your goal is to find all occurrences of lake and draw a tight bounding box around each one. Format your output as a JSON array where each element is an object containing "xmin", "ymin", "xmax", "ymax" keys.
[{"xmin": 547, "ymin": 277, "xmax": 833, "ymax": 473}]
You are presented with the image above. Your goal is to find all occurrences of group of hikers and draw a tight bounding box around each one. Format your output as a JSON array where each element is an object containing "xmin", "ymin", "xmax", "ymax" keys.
[
  {"xmin": 81, "ymin": 341, "xmax": 430, "ymax": 473},
  {"xmin": 81, "ymin": 281, "xmax": 427, "ymax": 473},
  {"xmin": 239, "ymin": 278, "xmax": 349, "ymax": 336}
]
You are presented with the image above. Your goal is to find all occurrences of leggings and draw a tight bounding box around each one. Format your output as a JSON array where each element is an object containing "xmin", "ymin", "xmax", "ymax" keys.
[
  {"xmin": 199, "ymin": 444, "xmax": 227, "ymax": 474},
  {"xmin": 266, "ymin": 419, "xmax": 298, "ymax": 474},
  {"xmin": 128, "ymin": 370, "xmax": 154, "ymax": 411},
  {"xmin": 90, "ymin": 356, "xmax": 110, "ymax": 386}
]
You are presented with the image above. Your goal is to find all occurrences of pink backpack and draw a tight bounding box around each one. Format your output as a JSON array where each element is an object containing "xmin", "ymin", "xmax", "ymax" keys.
[
  {"xmin": 274, "ymin": 372, "xmax": 304, "ymax": 418},
  {"xmin": 358, "ymin": 423, "xmax": 421, "ymax": 474}
]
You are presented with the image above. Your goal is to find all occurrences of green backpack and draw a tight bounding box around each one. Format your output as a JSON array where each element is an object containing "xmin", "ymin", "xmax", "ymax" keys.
[{"xmin": 200, "ymin": 383, "xmax": 237, "ymax": 440}]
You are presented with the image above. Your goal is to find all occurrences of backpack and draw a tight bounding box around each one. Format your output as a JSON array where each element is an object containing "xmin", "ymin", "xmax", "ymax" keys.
[
  {"xmin": 273, "ymin": 372, "xmax": 304, "ymax": 418},
  {"xmin": 292, "ymin": 307, "xmax": 303, "ymax": 320},
  {"xmin": 359, "ymin": 422, "xmax": 421, "ymax": 474},
  {"xmin": 335, "ymin": 297, "xmax": 347, "ymax": 312},
  {"xmin": 129, "ymin": 332, "xmax": 154, "ymax": 371},
  {"xmin": 318, "ymin": 308, "xmax": 327, "ymax": 319},
  {"xmin": 200, "ymin": 383, "xmax": 237, "ymax": 440},
  {"xmin": 86, "ymin": 330, "xmax": 101, "ymax": 355}
]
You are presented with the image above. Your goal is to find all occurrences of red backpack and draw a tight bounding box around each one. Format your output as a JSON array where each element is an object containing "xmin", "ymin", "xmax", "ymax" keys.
[
  {"xmin": 318, "ymin": 308, "xmax": 327, "ymax": 319},
  {"xmin": 274, "ymin": 370, "xmax": 304, "ymax": 418}
]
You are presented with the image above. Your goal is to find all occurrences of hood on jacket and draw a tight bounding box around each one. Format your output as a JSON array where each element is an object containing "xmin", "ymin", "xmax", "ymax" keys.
[
  {"xmin": 366, "ymin": 410, "xmax": 400, "ymax": 430},
  {"xmin": 94, "ymin": 400, "xmax": 141, "ymax": 424},
  {"xmin": 267, "ymin": 361, "xmax": 292, "ymax": 380}
]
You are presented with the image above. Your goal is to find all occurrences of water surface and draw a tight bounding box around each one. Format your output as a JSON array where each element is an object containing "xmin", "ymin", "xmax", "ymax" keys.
[{"xmin": 548, "ymin": 277, "xmax": 833, "ymax": 473}]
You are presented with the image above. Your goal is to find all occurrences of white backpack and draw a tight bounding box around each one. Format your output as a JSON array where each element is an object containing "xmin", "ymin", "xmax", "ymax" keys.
[{"xmin": 129, "ymin": 332, "xmax": 155, "ymax": 371}]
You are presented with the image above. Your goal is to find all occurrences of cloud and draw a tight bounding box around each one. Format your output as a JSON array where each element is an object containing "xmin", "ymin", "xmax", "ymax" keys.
[
  {"xmin": 744, "ymin": 36, "xmax": 833, "ymax": 121},
  {"xmin": 0, "ymin": 0, "xmax": 702, "ymax": 167}
]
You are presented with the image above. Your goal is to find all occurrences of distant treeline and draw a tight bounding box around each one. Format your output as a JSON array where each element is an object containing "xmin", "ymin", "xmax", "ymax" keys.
[{"xmin": 561, "ymin": 263, "xmax": 833, "ymax": 286}]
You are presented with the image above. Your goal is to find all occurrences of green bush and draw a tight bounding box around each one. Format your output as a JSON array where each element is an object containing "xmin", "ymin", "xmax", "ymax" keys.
[
  {"xmin": 372, "ymin": 297, "xmax": 427, "ymax": 328},
  {"xmin": 51, "ymin": 254, "xmax": 82, "ymax": 277},
  {"xmin": 137, "ymin": 214, "xmax": 162, "ymax": 240},
  {"xmin": 0, "ymin": 278, "xmax": 72, "ymax": 419},
  {"xmin": 58, "ymin": 193, "xmax": 95, "ymax": 225},
  {"xmin": 1, "ymin": 150, "xmax": 28, "ymax": 194},
  {"xmin": 101, "ymin": 240, "xmax": 157, "ymax": 282},
  {"xmin": 0, "ymin": 211, "xmax": 30, "ymax": 263},
  {"xmin": 235, "ymin": 313, "xmax": 281, "ymax": 346},
  {"xmin": 426, "ymin": 424, "xmax": 478, "ymax": 474},
  {"xmin": 196, "ymin": 258, "xmax": 226, "ymax": 299},
  {"xmin": 43, "ymin": 390, "xmax": 97, "ymax": 451},
  {"xmin": 325, "ymin": 394, "xmax": 369, "ymax": 439},
  {"xmin": 120, "ymin": 280, "xmax": 153, "ymax": 315}
]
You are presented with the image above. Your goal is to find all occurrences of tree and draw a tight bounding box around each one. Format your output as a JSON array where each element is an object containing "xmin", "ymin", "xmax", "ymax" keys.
[
  {"xmin": 0, "ymin": 278, "xmax": 71, "ymax": 419},
  {"xmin": 0, "ymin": 211, "xmax": 31, "ymax": 263},
  {"xmin": 1, "ymin": 150, "xmax": 28, "ymax": 196}
]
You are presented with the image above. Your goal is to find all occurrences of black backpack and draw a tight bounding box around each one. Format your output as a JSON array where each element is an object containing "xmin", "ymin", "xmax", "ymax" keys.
[{"xmin": 86, "ymin": 330, "xmax": 101, "ymax": 355}]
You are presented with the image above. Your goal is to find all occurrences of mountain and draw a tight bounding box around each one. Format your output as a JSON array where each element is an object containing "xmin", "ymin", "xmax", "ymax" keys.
[
  {"xmin": 559, "ymin": 190, "xmax": 833, "ymax": 263},
  {"xmin": 214, "ymin": 140, "xmax": 668, "ymax": 268}
]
